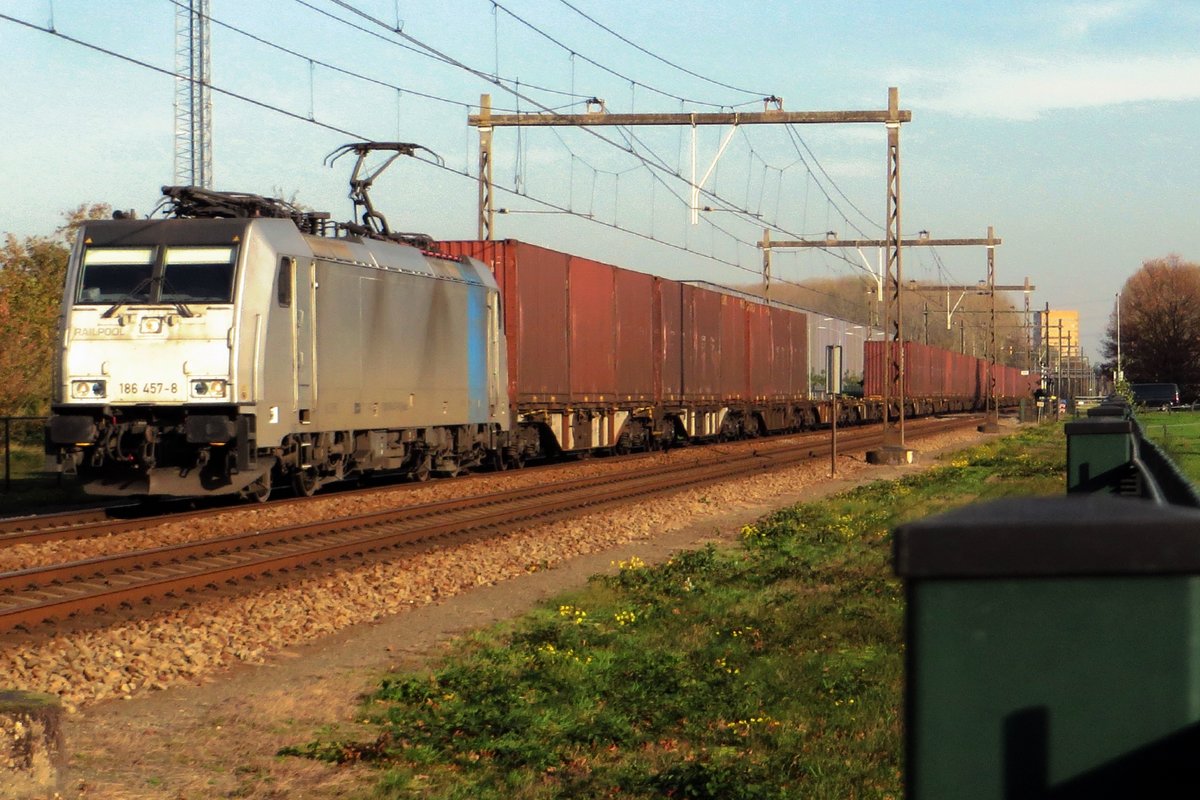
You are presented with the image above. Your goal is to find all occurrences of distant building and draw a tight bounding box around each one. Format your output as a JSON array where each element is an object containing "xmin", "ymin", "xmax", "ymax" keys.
[
  {"xmin": 1034, "ymin": 309, "xmax": 1080, "ymax": 358},
  {"xmin": 1033, "ymin": 309, "xmax": 1094, "ymax": 398}
]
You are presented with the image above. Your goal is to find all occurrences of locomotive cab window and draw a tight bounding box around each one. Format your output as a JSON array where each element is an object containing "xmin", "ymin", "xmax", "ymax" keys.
[
  {"xmin": 277, "ymin": 256, "xmax": 293, "ymax": 307},
  {"xmin": 161, "ymin": 247, "xmax": 237, "ymax": 303},
  {"xmin": 76, "ymin": 247, "xmax": 155, "ymax": 303},
  {"xmin": 76, "ymin": 245, "xmax": 237, "ymax": 305}
]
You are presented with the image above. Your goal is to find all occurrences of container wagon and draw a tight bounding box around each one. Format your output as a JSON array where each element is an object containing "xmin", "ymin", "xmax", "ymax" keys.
[
  {"xmin": 435, "ymin": 240, "xmax": 819, "ymax": 453},
  {"xmin": 864, "ymin": 340, "xmax": 1040, "ymax": 413}
]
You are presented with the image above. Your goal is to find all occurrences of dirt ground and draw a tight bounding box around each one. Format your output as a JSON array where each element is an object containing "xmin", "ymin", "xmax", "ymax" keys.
[{"xmin": 54, "ymin": 428, "xmax": 998, "ymax": 800}]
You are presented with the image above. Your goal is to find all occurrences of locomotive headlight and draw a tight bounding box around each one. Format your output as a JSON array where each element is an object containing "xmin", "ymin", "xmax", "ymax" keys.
[
  {"xmin": 190, "ymin": 379, "xmax": 227, "ymax": 398},
  {"xmin": 71, "ymin": 380, "xmax": 107, "ymax": 398}
]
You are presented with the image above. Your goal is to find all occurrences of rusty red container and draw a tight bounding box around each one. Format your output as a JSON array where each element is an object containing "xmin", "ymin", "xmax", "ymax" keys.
[
  {"xmin": 656, "ymin": 278, "xmax": 683, "ymax": 402},
  {"xmin": 770, "ymin": 306, "xmax": 809, "ymax": 397},
  {"xmin": 682, "ymin": 283, "xmax": 722, "ymax": 400},
  {"xmin": 904, "ymin": 341, "xmax": 934, "ymax": 397},
  {"xmin": 436, "ymin": 240, "xmax": 568, "ymax": 405},
  {"xmin": 746, "ymin": 301, "xmax": 773, "ymax": 398},
  {"xmin": 439, "ymin": 239, "xmax": 813, "ymax": 412},
  {"xmin": 719, "ymin": 292, "xmax": 749, "ymax": 399},
  {"xmin": 614, "ymin": 268, "xmax": 655, "ymax": 402},
  {"xmin": 567, "ymin": 255, "xmax": 618, "ymax": 401},
  {"xmin": 865, "ymin": 340, "xmax": 911, "ymax": 399},
  {"xmin": 790, "ymin": 310, "xmax": 810, "ymax": 397},
  {"xmin": 438, "ymin": 240, "xmax": 668, "ymax": 406}
]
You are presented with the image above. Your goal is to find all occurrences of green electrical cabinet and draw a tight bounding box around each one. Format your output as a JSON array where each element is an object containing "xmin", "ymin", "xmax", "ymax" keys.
[
  {"xmin": 894, "ymin": 495, "xmax": 1200, "ymax": 798},
  {"xmin": 1064, "ymin": 417, "xmax": 1134, "ymax": 494}
]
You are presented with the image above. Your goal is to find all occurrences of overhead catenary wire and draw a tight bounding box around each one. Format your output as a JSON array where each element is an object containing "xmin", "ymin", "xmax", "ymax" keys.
[
  {"xmin": 0, "ymin": 8, "xmax": 880, "ymax": 317},
  {"xmin": 553, "ymin": 0, "xmax": 772, "ymax": 97},
  {"xmin": 193, "ymin": 0, "xmax": 794, "ymax": 248},
  {"xmin": 487, "ymin": 0, "xmax": 768, "ymax": 109},
  {"xmin": 290, "ymin": 0, "xmax": 590, "ymax": 103},
  {"xmin": 308, "ymin": 0, "xmax": 772, "ymax": 221},
  {"xmin": 0, "ymin": 11, "xmax": 361, "ymax": 139},
  {"xmin": 783, "ymin": 124, "xmax": 880, "ymax": 238},
  {"xmin": 305, "ymin": 0, "xmax": 887, "ymax": 283},
  {"xmin": 168, "ymin": 0, "xmax": 477, "ymax": 113},
  {"xmin": 311, "ymin": 0, "xmax": 865, "ymax": 264}
]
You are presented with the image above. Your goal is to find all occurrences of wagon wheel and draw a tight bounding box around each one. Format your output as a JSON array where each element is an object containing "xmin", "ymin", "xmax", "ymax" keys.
[
  {"xmin": 292, "ymin": 468, "xmax": 319, "ymax": 497},
  {"xmin": 656, "ymin": 421, "xmax": 676, "ymax": 451}
]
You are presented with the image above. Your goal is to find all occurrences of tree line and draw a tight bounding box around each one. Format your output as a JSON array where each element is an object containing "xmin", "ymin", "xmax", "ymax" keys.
[
  {"xmin": 742, "ymin": 275, "xmax": 1033, "ymax": 367},
  {"xmin": 0, "ymin": 205, "xmax": 110, "ymax": 416}
]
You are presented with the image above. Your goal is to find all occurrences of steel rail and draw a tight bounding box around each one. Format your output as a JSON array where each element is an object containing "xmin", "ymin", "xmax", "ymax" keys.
[
  {"xmin": 0, "ymin": 411, "xmax": 981, "ymax": 548},
  {"xmin": 0, "ymin": 427, "xmax": 807, "ymax": 548},
  {"xmin": 0, "ymin": 507, "xmax": 118, "ymax": 539}
]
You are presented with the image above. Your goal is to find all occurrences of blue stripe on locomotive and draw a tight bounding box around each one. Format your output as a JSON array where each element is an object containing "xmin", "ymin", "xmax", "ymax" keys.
[{"xmin": 455, "ymin": 260, "xmax": 488, "ymax": 423}]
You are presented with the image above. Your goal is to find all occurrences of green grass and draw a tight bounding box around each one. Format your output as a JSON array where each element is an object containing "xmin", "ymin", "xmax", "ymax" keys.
[
  {"xmin": 280, "ymin": 423, "xmax": 1067, "ymax": 799},
  {"xmin": 1135, "ymin": 409, "xmax": 1200, "ymax": 485}
]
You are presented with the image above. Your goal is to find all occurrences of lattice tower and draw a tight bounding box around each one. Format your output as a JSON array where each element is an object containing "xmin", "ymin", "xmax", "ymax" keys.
[{"xmin": 173, "ymin": 0, "xmax": 212, "ymax": 188}]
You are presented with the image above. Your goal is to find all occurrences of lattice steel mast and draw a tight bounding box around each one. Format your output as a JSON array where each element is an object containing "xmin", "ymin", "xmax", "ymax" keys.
[{"xmin": 174, "ymin": 0, "xmax": 212, "ymax": 188}]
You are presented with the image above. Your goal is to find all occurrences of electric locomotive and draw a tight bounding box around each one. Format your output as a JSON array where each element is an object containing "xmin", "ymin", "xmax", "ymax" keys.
[{"xmin": 46, "ymin": 166, "xmax": 512, "ymax": 500}]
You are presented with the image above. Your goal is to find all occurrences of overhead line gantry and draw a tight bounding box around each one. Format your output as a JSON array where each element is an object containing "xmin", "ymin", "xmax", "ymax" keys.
[
  {"xmin": 762, "ymin": 227, "xmax": 1016, "ymax": 438},
  {"xmin": 469, "ymin": 87, "xmax": 913, "ymax": 464}
]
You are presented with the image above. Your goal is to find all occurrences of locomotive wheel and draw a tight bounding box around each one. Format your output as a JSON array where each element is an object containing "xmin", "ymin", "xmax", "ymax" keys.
[
  {"xmin": 240, "ymin": 475, "xmax": 271, "ymax": 503},
  {"xmin": 292, "ymin": 469, "xmax": 319, "ymax": 497},
  {"xmin": 411, "ymin": 457, "xmax": 431, "ymax": 482}
]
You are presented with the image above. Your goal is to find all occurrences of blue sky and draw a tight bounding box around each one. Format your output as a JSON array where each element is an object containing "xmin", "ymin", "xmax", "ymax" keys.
[{"xmin": 2, "ymin": 0, "xmax": 1198, "ymax": 360}]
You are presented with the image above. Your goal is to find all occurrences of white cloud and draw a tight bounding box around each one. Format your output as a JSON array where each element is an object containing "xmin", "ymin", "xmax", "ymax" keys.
[
  {"xmin": 908, "ymin": 54, "xmax": 1200, "ymax": 120},
  {"xmin": 1052, "ymin": 0, "xmax": 1148, "ymax": 38}
]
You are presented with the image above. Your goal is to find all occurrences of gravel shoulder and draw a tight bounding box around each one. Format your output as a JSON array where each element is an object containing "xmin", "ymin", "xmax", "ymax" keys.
[{"xmin": 48, "ymin": 423, "xmax": 1006, "ymax": 799}]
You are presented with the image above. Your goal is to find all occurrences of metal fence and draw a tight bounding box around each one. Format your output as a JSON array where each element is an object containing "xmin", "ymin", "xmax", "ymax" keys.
[
  {"xmin": 2, "ymin": 416, "xmax": 48, "ymax": 493},
  {"xmin": 895, "ymin": 400, "xmax": 1200, "ymax": 797}
]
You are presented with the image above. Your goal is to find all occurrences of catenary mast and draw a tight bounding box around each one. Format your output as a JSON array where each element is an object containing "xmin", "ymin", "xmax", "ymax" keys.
[{"xmin": 174, "ymin": 0, "xmax": 212, "ymax": 188}]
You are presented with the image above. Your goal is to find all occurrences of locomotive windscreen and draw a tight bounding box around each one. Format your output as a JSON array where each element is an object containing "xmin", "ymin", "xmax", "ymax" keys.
[
  {"xmin": 77, "ymin": 247, "xmax": 154, "ymax": 303},
  {"xmin": 76, "ymin": 245, "xmax": 237, "ymax": 304},
  {"xmin": 160, "ymin": 247, "xmax": 236, "ymax": 303}
]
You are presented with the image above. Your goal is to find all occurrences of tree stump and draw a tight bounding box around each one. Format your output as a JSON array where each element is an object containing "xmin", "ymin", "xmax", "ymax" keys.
[{"xmin": 0, "ymin": 690, "xmax": 65, "ymax": 799}]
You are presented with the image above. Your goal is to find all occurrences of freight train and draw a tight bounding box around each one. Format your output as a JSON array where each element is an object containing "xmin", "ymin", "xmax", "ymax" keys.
[{"xmin": 45, "ymin": 182, "xmax": 1037, "ymax": 501}]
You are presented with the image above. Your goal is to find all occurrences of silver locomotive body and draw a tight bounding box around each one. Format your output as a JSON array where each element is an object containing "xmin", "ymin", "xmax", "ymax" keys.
[{"xmin": 46, "ymin": 216, "xmax": 510, "ymax": 498}]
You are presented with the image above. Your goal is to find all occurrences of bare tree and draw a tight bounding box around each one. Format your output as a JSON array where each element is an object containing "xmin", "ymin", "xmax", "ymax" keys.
[{"xmin": 1103, "ymin": 255, "xmax": 1200, "ymax": 396}]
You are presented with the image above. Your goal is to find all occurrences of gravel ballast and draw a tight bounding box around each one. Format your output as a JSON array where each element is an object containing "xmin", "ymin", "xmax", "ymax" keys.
[{"xmin": 2, "ymin": 423, "xmax": 1005, "ymax": 799}]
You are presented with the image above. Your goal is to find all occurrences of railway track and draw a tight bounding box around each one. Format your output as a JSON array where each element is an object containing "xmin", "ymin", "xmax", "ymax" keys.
[
  {"xmin": 0, "ymin": 414, "xmax": 981, "ymax": 633},
  {"xmin": 0, "ymin": 416, "xmax": 902, "ymax": 549},
  {"xmin": 0, "ymin": 506, "xmax": 121, "ymax": 538}
]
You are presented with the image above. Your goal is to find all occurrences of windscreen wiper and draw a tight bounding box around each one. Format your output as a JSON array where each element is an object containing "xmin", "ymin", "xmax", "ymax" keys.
[
  {"xmin": 158, "ymin": 277, "xmax": 196, "ymax": 318},
  {"xmin": 101, "ymin": 277, "xmax": 154, "ymax": 319}
]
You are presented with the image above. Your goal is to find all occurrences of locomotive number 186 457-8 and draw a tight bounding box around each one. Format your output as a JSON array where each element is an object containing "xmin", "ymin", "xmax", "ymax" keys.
[{"xmin": 119, "ymin": 383, "xmax": 180, "ymax": 395}]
